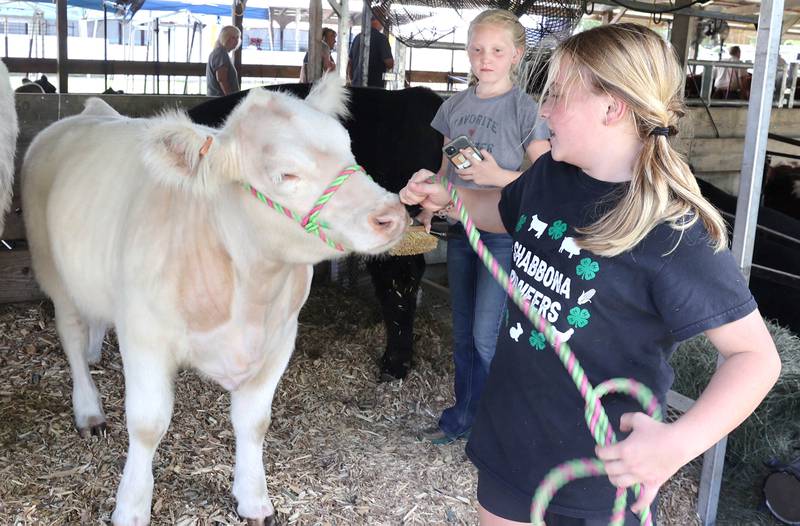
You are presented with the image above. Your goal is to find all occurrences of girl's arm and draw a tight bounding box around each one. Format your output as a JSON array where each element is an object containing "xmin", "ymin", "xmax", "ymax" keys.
[
  {"xmin": 596, "ymin": 309, "xmax": 780, "ymax": 513},
  {"xmin": 414, "ymin": 142, "xmax": 452, "ymax": 230},
  {"xmin": 399, "ymin": 150, "xmax": 507, "ymax": 235},
  {"xmin": 527, "ymin": 139, "xmax": 550, "ymax": 165}
]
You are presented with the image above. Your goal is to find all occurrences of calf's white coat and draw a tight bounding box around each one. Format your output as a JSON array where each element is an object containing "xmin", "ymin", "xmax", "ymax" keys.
[{"xmin": 21, "ymin": 76, "xmax": 406, "ymax": 525}]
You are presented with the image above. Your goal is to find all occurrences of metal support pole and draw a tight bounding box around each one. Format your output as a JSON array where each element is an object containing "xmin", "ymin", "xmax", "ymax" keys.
[
  {"xmin": 393, "ymin": 39, "xmax": 406, "ymax": 90},
  {"xmin": 104, "ymin": 5, "xmax": 109, "ymax": 91},
  {"xmin": 696, "ymin": 0, "xmax": 784, "ymax": 524},
  {"xmin": 358, "ymin": 0, "xmax": 370, "ymax": 87},
  {"xmin": 295, "ymin": 8, "xmax": 300, "ymax": 52},
  {"xmin": 731, "ymin": 0, "xmax": 783, "ymax": 280},
  {"xmin": 56, "ymin": 0, "xmax": 67, "ymax": 92}
]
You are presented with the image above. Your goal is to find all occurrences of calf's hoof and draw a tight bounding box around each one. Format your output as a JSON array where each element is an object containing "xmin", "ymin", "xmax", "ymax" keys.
[
  {"xmin": 77, "ymin": 416, "xmax": 107, "ymax": 438},
  {"xmin": 245, "ymin": 515, "xmax": 277, "ymax": 526},
  {"xmin": 379, "ymin": 357, "xmax": 410, "ymax": 381}
]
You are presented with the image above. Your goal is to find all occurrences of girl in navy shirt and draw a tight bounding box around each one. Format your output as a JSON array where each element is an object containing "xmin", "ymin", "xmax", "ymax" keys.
[{"xmin": 401, "ymin": 23, "xmax": 780, "ymax": 525}]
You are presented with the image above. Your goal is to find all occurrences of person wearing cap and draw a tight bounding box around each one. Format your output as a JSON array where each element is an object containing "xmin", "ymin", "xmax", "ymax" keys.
[{"xmin": 347, "ymin": 15, "xmax": 394, "ymax": 88}]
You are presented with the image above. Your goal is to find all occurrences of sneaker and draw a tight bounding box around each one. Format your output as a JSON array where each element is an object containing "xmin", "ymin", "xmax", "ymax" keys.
[{"xmin": 417, "ymin": 426, "xmax": 470, "ymax": 445}]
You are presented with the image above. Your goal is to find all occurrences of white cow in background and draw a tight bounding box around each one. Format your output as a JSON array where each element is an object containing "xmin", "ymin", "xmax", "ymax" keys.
[
  {"xmin": 0, "ymin": 60, "xmax": 19, "ymax": 235},
  {"xmin": 21, "ymin": 75, "xmax": 407, "ymax": 526}
]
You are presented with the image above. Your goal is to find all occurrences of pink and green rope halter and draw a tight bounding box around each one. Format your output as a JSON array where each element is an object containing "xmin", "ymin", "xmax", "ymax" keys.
[
  {"xmin": 432, "ymin": 174, "xmax": 663, "ymax": 526},
  {"xmin": 244, "ymin": 164, "xmax": 367, "ymax": 252}
]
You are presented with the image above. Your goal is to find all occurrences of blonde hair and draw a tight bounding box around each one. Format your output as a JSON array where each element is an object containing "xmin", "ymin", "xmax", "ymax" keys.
[
  {"xmin": 543, "ymin": 23, "xmax": 728, "ymax": 257},
  {"xmin": 217, "ymin": 25, "xmax": 241, "ymax": 47},
  {"xmin": 466, "ymin": 9, "xmax": 527, "ymax": 86}
]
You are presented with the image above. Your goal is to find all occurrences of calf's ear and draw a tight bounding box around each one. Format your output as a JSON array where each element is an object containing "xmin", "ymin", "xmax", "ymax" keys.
[
  {"xmin": 306, "ymin": 73, "xmax": 349, "ymax": 120},
  {"xmin": 143, "ymin": 112, "xmax": 224, "ymax": 194}
]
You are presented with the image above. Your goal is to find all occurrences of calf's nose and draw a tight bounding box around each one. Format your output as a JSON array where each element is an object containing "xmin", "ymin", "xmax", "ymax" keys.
[{"xmin": 368, "ymin": 201, "xmax": 408, "ymax": 237}]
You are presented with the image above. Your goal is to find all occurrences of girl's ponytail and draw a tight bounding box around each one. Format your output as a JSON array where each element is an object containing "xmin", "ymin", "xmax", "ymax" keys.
[{"xmin": 551, "ymin": 24, "xmax": 728, "ymax": 257}]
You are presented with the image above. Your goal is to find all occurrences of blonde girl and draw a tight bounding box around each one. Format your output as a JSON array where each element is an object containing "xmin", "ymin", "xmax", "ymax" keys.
[
  {"xmin": 402, "ymin": 23, "xmax": 779, "ymax": 525},
  {"xmin": 413, "ymin": 9, "xmax": 550, "ymax": 444}
]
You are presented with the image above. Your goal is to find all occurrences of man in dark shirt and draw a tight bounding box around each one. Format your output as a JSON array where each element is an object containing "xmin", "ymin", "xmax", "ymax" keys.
[{"xmin": 347, "ymin": 15, "xmax": 394, "ymax": 88}]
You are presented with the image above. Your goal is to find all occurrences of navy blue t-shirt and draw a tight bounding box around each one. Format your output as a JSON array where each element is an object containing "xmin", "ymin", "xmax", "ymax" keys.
[{"xmin": 465, "ymin": 153, "xmax": 757, "ymax": 518}]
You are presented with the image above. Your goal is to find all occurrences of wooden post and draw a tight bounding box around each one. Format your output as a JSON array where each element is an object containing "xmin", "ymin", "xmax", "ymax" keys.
[
  {"xmin": 670, "ymin": 1, "xmax": 696, "ymax": 71},
  {"xmin": 56, "ymin": 0, "xmax": 68, "ymax": 92},
  {"xmin": 308, "ymin": 0, "xmax": 323, "ymax": 82},
  {"xmin": 330, "ymin": 0, "xmax": 350, "ymax": 81},
  {"xmin": 232, "ymin": 0, "xmax": 245, "ymax": 84}
]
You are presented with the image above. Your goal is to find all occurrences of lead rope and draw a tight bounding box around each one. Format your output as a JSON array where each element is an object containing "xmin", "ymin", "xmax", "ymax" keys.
[{"xmin": 432, "ymin": 174, "xmax": 663, "ymax": 526}]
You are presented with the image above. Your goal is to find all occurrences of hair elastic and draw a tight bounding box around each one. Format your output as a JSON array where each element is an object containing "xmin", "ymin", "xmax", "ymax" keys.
[{"xmin": 649, "ymin": 126, "xmax": 675, "ymax": 137}]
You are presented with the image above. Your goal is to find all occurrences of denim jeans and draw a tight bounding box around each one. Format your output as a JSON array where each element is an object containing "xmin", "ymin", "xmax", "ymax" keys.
[{"xmin": 438, "ymin": 224, "xmax": 513, "ymax": 438}]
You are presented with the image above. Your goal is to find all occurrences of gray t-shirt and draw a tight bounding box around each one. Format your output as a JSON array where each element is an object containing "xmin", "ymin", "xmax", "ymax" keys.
[
  {"xmin": 206, "ymin": 45, "xmax": 239, "ymax": 97},
  {"xmin": 431, "ymin": 85, "xmax": 549, "ymax": 189}
]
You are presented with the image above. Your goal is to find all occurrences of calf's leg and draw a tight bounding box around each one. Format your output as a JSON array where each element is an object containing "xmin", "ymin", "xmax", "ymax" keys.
[
  {"xmin": 53, "ymin": 297, "xmax": 106, "ymax": 437},
  {"xmin": 367, "ymin": 255, "xmax": 425, "ymax": 380},
  {"xmin": 86, "ymin": 322, "xmax": 108, "ymax": 365},
  {"xmin": 112, "ymin": 332, "xmax": 176, "ymax": 526},
  {"xmin": 230, "ymin": 341, "xmax": 294, "ymax": 526}
]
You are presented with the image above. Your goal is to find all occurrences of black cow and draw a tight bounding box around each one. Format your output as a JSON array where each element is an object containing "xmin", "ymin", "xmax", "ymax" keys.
[
  {"xmin": 188, "ymin": 84, "xmax": 445, "ymax": 380},
  {"xmin": 764, "ymin": 163, "xmax": 800, "ymax": 221},
  {"xmin": 697, "ymin": 177, "xmax": 800, "ymax": 334}
]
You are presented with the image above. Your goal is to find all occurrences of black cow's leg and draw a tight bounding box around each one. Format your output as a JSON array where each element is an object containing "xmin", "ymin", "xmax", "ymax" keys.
[{"xmin": 366, "ymin": 254, "xmax": 426, "ymax": 380}]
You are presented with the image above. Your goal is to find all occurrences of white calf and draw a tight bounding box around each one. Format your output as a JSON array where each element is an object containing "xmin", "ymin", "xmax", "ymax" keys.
[
  {"xmin": 22, "ymin": 75, "xmax": 407, "ymax": 525},
  {"xmin": 0, "ymin": 60, "xmax": 19, "ymax": 235}
]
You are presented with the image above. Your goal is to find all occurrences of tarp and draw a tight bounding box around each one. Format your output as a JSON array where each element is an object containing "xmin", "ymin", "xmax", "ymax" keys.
[{"xmin": 18, "ymin": 0, "xmax": 270, "ymax": 19}]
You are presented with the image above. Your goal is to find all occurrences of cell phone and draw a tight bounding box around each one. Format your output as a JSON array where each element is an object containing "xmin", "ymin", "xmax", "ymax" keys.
[{"xmin": 443, "ymin": 135, "xmax": 484, "ymax": 170}]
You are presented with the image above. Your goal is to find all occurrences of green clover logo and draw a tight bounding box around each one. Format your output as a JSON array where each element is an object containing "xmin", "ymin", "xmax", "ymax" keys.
[
  {"xmin": 529, "ymin": 330, "xmax": 546, "ymax": 350},
  {"xmin": 576, "ymin": 257, "xmax": 600, "ymax": 280},
  {"xmin": 515, "ymin": 214, "xmax": 528, "ymax": 233},
  {"xmin": 567, "ymin": 307, "xmax": 591, "ymax": 328},
  {"xmin": 548, "ymin": 220, "xmax": 568, "ymax": 240}
]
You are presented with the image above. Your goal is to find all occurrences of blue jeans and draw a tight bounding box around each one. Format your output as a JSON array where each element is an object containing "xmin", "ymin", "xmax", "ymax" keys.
[{"xmin": 438, "ymin": 224, "xmax": 512, "ymax": 438}]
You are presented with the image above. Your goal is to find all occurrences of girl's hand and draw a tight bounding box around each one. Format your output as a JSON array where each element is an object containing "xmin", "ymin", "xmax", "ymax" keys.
[
  {"xmin": 399, "ymin": 169, "xmax": 451, "ymax": 211},
  {"xmin": 415, "ymin": 208, "xmax": 434, "ymax": 232},
  {"xmin": 595, "ymin": 413, "xmax": 691, "ymax": 514},
  {"xmin": 456, "ymin": 149, "xmax": 507, "ymax": 187}
]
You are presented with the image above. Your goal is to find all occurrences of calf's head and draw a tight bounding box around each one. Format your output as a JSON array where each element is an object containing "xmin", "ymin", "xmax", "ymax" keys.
[{"xmin": 143, "ymin": 75, "xmax": 407, "ymax": 257}]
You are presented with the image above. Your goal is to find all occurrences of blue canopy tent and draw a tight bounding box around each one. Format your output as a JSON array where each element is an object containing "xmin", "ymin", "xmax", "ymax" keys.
[{"xmin": 17, "ymin": 0, "xmax": 270, "ymax": 19}]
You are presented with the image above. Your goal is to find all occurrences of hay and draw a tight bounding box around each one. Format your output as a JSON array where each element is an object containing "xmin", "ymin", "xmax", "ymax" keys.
[
  {"xmin": 0, "ymin": 283, "xmax": 701, "ymax": 525},
  {"xmin": 670, "ymin": 322, "xmax": 800, "ymax": 525},
  {"xmin": 389, "ymin": 226, "xmax": 440, "ymax": 257}
]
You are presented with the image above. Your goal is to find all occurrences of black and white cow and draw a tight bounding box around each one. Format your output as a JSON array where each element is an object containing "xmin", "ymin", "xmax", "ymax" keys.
[{"xmin": 189, "ymin": 85, "xmax": 445, "ymax": 380}]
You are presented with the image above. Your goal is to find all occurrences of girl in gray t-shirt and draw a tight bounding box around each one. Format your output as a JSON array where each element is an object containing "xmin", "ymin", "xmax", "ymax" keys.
[{"xmin": 414, "ymin": 10, "xmax": 550, "ymax": 447}]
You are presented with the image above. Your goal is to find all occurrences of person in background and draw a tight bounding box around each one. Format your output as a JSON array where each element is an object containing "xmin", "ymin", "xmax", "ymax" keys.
[
  {"xmin": 347, "ymin": 15, "xmax": 394, "ymax": 88},
  {"xmin": 713, "ymin": 45, "xmax": 749, "ymax": 100},
  {"xmin": 206, "ymin": 26, "xmax": 241, "ymax": 97},
  {"xmin": 413, "ymin": 9, "xmax": 550, "ymax": 446},
  {"xmin": 300, "ymin": 28, "xmax": 337, "ymax": 83},
  {"xmin": 401, "ymin": 23, "xmax": 779, "ymax": 525}
]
